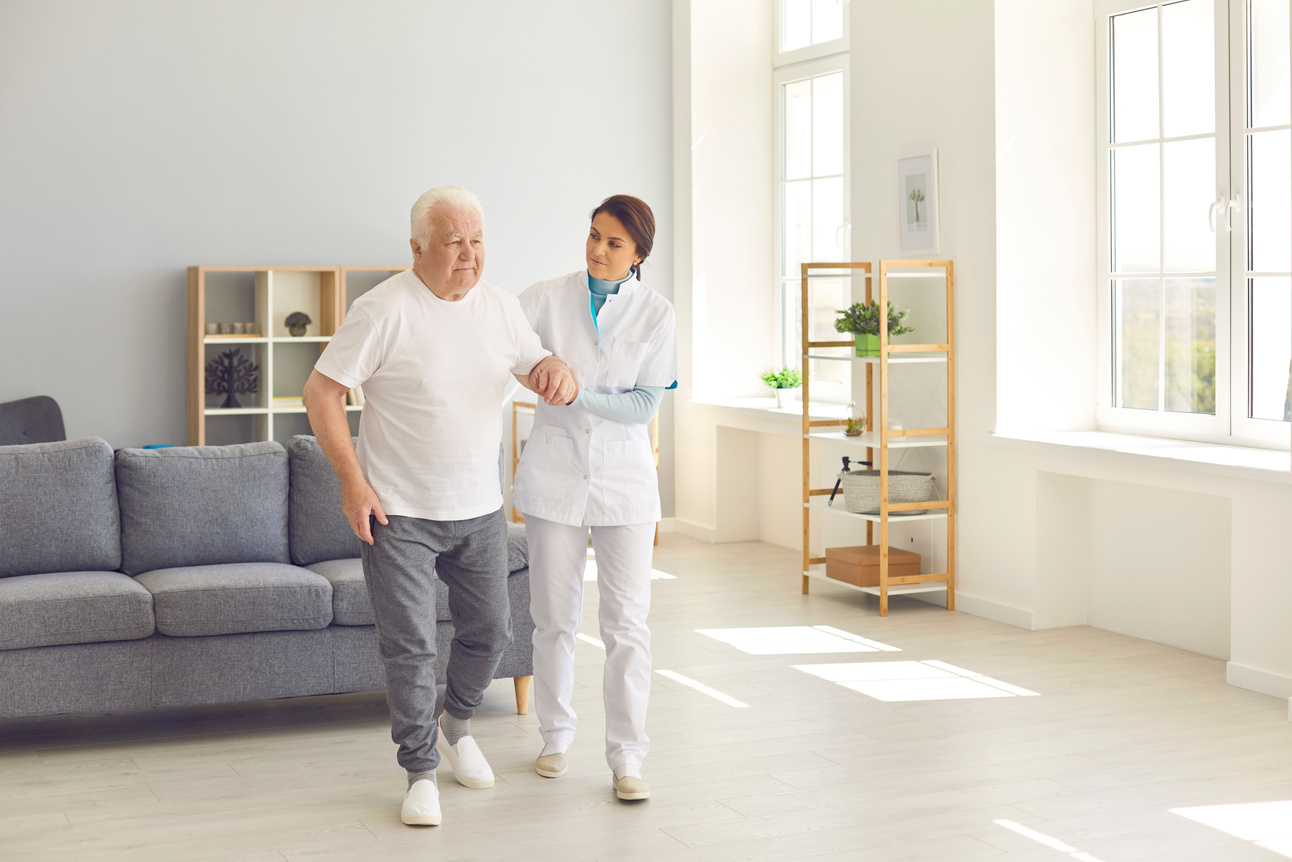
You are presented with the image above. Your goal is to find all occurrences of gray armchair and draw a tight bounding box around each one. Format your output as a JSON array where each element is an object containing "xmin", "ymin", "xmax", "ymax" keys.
[{"xmin": 0, "ymin": 396, "xmax": 66, "ymax": 446}]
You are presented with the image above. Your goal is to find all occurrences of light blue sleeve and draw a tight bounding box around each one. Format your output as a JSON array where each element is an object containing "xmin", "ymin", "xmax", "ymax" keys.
[{"xmin": 572, "ymin": 386, "xmax": 665, "ymax": 424}]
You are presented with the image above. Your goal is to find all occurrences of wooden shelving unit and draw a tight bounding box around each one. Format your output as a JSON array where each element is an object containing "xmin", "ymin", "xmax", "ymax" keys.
[
  {"xmin": 187, "ymin": 265, "xmax": 407, "ymax": 446},
  {"xmin": 799, "ymin": 259, "xmax": 956, "ymax": 616}
]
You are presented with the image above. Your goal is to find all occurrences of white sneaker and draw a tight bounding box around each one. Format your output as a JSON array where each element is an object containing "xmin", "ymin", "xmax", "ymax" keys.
[
  {"xmin": 401, "ymin": 779, "xmax": 441, "ymax": 826},
  {"xmin": 436, "ymin": 719, "xmax": 495, "ymax": 789}
]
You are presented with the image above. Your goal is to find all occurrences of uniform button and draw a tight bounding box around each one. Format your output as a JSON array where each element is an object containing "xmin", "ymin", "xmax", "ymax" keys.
[
  {"xmin": 585, "ymin": 429, "xmax": 590, "ymax": 434},
  {"xmin": 583, "ymin": 475, "xmax": 589, "ymax": 480},
  {"xmin": 594, "ymin": 340, "xmax": 599, "ymax": 346}
]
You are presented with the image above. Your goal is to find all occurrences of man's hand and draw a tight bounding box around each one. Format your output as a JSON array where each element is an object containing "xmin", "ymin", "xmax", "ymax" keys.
[
  {"xmin": 341, "ymin": 477, "xmax": 389, "ymax": 545},
  {"xmin": 530, "ymin": 355, "xmax": 579, "ymax": 406}
]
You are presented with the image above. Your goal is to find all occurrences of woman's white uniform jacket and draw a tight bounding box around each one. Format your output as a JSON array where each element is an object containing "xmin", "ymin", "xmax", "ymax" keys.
[{"xmin": 512, "ymin": 270, "xmax": 678, "ymax": 528}]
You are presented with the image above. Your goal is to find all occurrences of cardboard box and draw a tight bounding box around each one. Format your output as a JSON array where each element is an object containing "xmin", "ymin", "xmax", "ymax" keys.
[{"xmin": 824, "ymin": 545, "xmax": 921, "ymax": 587}]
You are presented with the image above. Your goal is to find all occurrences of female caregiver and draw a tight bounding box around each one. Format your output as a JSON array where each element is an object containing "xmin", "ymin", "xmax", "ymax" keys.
[{"xmin": 512, "ymin": 194, "xmax": 677, "ymax": 801}]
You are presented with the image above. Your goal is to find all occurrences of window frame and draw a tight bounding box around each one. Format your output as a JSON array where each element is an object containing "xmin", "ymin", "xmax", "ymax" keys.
[
  {"xmin": 771, "ymin": 53, "xmax": 852, "ymax": 400},
  {"xmin": 1094, "ymin": 0, "xmax": 1247, "ymax": 445},
  {"xmin": 773, "ymin": 0, "xmax": 850, "ymax": 68}
]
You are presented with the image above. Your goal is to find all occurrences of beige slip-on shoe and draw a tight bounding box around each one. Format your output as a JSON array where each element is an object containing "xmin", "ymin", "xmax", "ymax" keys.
[
  {"xmin": 612, "ymin": 771, "xmax": 651, "ymax": 801},
  {"xmin": 536, "ymin": 751, "xmax": 568, "ymax": 778}
]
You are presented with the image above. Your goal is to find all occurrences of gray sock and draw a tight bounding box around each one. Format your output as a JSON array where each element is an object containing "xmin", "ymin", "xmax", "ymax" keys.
[
  {"xmin": 439, "ymin": 711, "xmax": 470, "ymax": 746},
  {"xmin": 407, "ymin": 770, "xmax": 438, "ymax": 790}
]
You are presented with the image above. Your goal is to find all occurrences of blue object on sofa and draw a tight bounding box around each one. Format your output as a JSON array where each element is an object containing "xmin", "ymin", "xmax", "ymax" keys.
[{"xmin": 0, "ymin": 436, "xmax": 534, "ymax": 719}]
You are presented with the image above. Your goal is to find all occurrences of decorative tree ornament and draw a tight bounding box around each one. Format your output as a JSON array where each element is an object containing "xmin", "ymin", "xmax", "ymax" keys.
[{"xmin": 205, "ymin": 349, "xmax": 260, "ymax": 408}]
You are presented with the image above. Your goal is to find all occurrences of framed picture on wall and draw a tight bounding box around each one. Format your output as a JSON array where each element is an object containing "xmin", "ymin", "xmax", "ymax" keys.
[{"xmin": 897, "ymin": 149, "xmax": 939, "ymax": 254}]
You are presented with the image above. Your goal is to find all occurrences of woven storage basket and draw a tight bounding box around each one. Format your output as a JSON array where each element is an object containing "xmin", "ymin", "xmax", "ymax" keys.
[{"xmin": 838, "ymin": 469, "xmax": 936, "ymax": 515}]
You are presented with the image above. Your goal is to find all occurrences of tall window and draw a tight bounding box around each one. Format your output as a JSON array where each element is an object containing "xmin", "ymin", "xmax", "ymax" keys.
[
  {"xmin": 1096, "ymin": 0, "xmax": 1291, "ymax": 448},
  {"xmin": 774, "ymin": 0, "xmax": 849, "ymax": 398}
]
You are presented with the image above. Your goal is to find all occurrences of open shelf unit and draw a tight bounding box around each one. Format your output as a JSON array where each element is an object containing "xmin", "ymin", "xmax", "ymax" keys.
[
  {"xmin": 800, "ymin": 259, "xmax": 957, "ymax": 616},
  {"xmin": 187, "ymin": 265, "xmax": 407, "ymax": 446}
]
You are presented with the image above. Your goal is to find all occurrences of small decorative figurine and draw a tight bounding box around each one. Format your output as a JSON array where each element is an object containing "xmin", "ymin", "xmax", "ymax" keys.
[{"xmin": 205, "ymin": 349, "xmax": 260, "ymax": 408}]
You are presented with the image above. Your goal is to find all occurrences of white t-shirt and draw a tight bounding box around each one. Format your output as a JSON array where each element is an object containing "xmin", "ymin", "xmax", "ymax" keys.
[{"xmin": 314, "ymin": 270, "xmax": 549, "ymax": 521}]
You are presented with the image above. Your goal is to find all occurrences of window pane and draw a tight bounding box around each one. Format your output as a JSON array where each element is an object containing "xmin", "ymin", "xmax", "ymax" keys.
[
  {"xmin": 812, "ymin": 177, "xmax": 844, "ymax": 261},
  {"xmin": 811, "ymin": 0, "xmax": 843, "ymax": 44},
  {"xmin": 782, "ymin": 0, "xmax": 811, "ymax": 52},
  {"xmin": 1163, "ymin": 137, "xmax": 1216, "ymax": 271},
  {"xmin": 1250, "ymin": 277, "xmax": 1292, "ymax": 420},
  {"xmin": 1250, "ymin": 129, "xmax": 1292, "ymax": 273},
  {"xmin": 1164, "ymin": 277, "xmax": 1216, "ymax": 414},
  {"xmin": 1113, "ymin": 7, "xmax": 1160, "ymax": 142},
  {"xmin": 812, "ymin": 73, "xmax": 843, "ymax": 177},
  {"xmin": 1113, "ymin": 144, "xmax": 1162, "ymax": 272},
  {"xmin": 784, "ymin": 79, "xmax": 812, "ymax": 181},
  {"xmin": 1251, "ymin": 0, "xmax": 1291, "ymax": 128},
  {"xmin": 1162, "ymin": 0, "xmax": 1215, "ymax": 138},
  {"xmin": 809, "ymin": 278, "xmax": 848, "ymax": 385},
  {"xmin": 783, "ymin": 180, "xmax": 812, "ymax": 277},
  {"xmin": 1116, "ymin": 278, "xmax": 1162, "ymax": 410}
]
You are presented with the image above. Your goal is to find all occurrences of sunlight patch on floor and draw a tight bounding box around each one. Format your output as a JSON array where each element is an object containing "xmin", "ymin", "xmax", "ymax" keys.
[
  {"xmin": 695, "ymin": 625, "xmax": 900, "ymax": 655},
  {"xmin": 993, "ymin": 820, "xmax": 1106, "ymax": 862},
  {"xmin": 655, "ymin": 669, "xmax": 750, "ymax": 708},
  {"xmin": 794, "ymin": 660, "xmax": 1040, "ymax": 701},
  {"xmin": 1171, "ymin": 800, "xmax": 1292, "ymax": 858},
  {"xmin": 583, "ymin": 559, "xmax": 677, "ymax": 582}
]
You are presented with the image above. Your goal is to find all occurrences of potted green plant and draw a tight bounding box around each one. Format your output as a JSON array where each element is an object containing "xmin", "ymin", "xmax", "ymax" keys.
[
  {"xmin": 834, "ymin": 300, "xmax": 914, "ymax": 357},
  {"xmin": 844, "ymin": 401, "xmax": 864, "ymax": 436},
  {"xmin": 760, "ymin": 366, "xmax": 802, "ymax": 410},
  {"xmin": 284, "ymin": 311, "xmax": 312, "ymax": 337}
]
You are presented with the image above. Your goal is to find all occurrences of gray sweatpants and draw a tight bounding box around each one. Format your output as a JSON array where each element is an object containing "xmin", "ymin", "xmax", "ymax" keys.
[{"xmin": 361, "ymin": 508, "xmax": 512, "ymax": 773}]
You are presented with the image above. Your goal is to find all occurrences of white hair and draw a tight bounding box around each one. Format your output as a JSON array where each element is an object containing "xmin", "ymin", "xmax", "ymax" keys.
[{"xmin": 410, "ymin": 186, "xmax": 485, "ymax": 249}]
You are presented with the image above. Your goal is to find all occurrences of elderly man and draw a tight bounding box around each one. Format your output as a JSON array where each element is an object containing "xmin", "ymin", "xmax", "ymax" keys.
[{"xmin": 303, "ymin": 186, "xmax": 576, "ymax": 827}]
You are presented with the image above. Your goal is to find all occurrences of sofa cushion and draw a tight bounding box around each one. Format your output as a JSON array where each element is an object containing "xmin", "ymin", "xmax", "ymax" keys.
[
  {"xmin": 305, "ymin": 557, "xmax": 449, "ymax": 625},
  {"xmin": 288, "ymin": 435, "xmax": 362, "ymax": 566},
  {"xmin": 0, "ymin": 571, "xmax": 154, "ymax": 650},
  {"xmin": 506, "ymin": 523, "xmax": 528, "ymax": 572},
  {"xmin": 116, "ymin": 442, "xmax": 290, "ymax": 577},
  {"xmin": 134, "ymin": 562, "xmax": 332, "ymax": 637},
  {"xmin": 304, "ymin": 558, "xmax": 377, "ymax": 626},
  {"xmin": 0, "ymin": 438, "xmax": 120, "ymax": 579}
]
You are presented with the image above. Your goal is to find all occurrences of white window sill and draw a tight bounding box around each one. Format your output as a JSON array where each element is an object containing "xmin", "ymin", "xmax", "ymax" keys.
[
  {"xmin": 992, "ymin": 430, "xmax": 1292, "ymax": 484},
  {"xmin": 688, "ymin": 396, "xmax": 850, "ymax": 436}
]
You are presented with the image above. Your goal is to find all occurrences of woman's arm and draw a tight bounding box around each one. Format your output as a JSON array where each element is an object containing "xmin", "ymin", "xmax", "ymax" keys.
[{"xmin": 572, "ymin": 386, "xmax": 664, "ymax": 424}]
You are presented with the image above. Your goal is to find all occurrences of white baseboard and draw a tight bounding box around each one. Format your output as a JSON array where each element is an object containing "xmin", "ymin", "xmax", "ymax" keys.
[
  {"xmin": 952, "ymin": 591, "xmax": 1035, "ymax": 630},
  {"xmin": 673, "ymin": 518, "xmax": 717, "ymax": 542},
  {"xmin": 1227, "ymin": 661, "xmax": 1292, "ymax": 700}
]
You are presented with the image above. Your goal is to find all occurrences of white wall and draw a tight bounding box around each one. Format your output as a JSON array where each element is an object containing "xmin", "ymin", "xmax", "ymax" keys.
[{"xmin": 0, "ymin": 0, "xmax": 676, "ymax": 514}]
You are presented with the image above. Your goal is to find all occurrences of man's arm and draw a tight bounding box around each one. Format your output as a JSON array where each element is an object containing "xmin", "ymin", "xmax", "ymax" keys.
[
  {"xmin": 302, "ymin": 369, "xmax": 388, "ymax": 545},
  {"xmin": 514, "ymin": 355, "xmax": 579, "ymax": 405}
]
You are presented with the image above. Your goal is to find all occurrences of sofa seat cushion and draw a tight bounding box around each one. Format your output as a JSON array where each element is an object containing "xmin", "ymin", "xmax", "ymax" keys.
[
  {"xmin": 505, "ymin": 523, "xmax": 528, "ymax": 572},
  {"xmin": 305, "ymin": 558, "xmax": 379, "ymax": 626},
  {"xmin": 307, "ymin": 558, "xmax": 464, "ymax": 625},
  {"xmin": 0, "ymin": 570, "xmax": 155, "ymax": 651},
  {"xmin": 0, "ymin": 438, "xmax": 121, "ymax": 579},
  {"xmin": 134, "ymin": 563, "xmax": 332, "ymax": 637},
  {"xmin": 116, "ymin": 442, "xmax": 290, "ymax": 577}
]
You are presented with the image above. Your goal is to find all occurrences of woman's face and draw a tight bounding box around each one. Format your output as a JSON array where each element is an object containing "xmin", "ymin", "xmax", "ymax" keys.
[{"xmin": 586, "ymin": 212, "xmax": 641, "ymax": 282}]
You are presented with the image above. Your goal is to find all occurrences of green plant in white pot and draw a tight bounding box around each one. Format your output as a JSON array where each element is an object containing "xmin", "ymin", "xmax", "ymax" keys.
[
  {"xmin": 760, "ymin": 366, "xmax": 802, "ymax": 410},
  {"xmin": 834, "ymin": 300, "xmax": 914, "ymax": 357}
]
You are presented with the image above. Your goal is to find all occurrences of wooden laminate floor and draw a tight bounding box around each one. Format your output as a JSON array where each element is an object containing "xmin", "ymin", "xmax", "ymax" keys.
[{"xmin": 2, "ymin": 535, "xmax": 1291, "ymax": 862}]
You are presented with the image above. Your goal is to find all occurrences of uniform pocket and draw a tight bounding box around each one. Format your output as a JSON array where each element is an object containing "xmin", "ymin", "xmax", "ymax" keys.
[
  {"xmin": 605, "ymin": 338, "xmax": 649, "ymax": 390},
  {"xmin": 515, "ymin": 424, "xmax": 576, "ymax": 509}
]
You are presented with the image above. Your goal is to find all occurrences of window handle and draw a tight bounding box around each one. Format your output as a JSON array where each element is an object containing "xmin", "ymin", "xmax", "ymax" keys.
[
  {"xmin": 1208, "ymin": 195, "xmax": 1225, "ymax": 232},
  {"xmin": 1225, "ymin": 197, "xmax": 1240, "ymax": 231}
]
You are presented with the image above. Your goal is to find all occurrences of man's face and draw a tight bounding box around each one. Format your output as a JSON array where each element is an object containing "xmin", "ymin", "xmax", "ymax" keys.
[{"xmin": 410, "ymin": 205, "xmax": 485, "ymax": 297}]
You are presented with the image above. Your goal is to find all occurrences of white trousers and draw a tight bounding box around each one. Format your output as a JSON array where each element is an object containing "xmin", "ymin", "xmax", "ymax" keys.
[{"xmin": 522, "ymin": 515, "xmax": 655, "ymax": 773}]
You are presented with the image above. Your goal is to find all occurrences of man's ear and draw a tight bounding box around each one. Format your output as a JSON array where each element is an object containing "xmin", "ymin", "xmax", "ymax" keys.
[{"xmin": 409, "ymin": 237, "xmax": 420, "ymax": 257}]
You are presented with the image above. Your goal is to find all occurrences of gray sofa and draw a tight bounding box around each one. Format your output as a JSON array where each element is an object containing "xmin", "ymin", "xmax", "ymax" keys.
[{"xmin": 0, "ymin": 436, "xmax": 533, "ymax": 719}]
